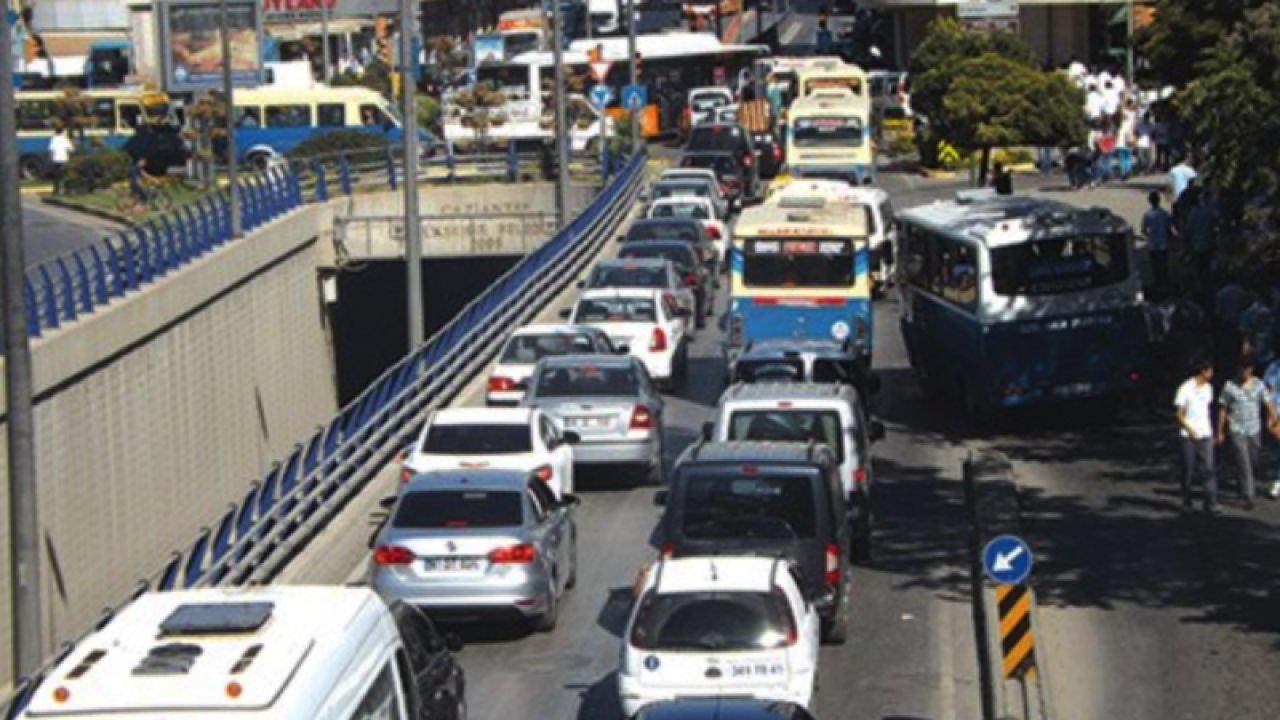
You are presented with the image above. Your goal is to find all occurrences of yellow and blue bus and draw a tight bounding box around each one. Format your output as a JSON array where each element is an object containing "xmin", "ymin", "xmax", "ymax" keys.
[
  {"xmin": 728, "ymin": 198, "xmax": 873, "ymax": 366},
  {"xmin": 15, "ymin": 88, "xmax": 173, "ymax": 179},
  {"xmin": 785, "ymin": 89, "xmax": 875, "ymax": 184},
  {"xmin": 896, "ymin": 192, "xmax": 1150, "ymax": 416}
]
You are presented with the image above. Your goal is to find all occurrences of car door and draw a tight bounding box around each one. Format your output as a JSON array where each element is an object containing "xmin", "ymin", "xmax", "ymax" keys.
[
  {"xmin": 540, "ymin": 414, "xmax": 574, "ymax": 494},
  {"xmin": 525, "ymin": 481, "xmax": 565, "ymax": 595},
  {"xmin": 392, "ymin": 602, "xmax": 460, "ymax": 720}
]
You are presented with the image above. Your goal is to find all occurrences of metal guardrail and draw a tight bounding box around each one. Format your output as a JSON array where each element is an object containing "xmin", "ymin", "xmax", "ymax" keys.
[{"xmin": 0, "ymin": 147, "xmax": 647, "ymax": 718}]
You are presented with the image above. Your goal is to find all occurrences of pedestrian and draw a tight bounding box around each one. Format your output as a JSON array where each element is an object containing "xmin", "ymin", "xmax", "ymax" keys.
[
  {"xmin": 1175, "ymin": 360, "xmax": 1219, "ymax": 513},
  {"xmin": 1153, "ymin": 113, "xmax": 1171, "ymax": 171},
  {"xmin": 1116, "ymin": 99, "xmax": 1136, "ymax": 180},
  {"xmin": 48, "ymin": 126, "xmax": 74, "ymax": 195},
  {"xmin": 1218, "ymin": 356, "xmax": 1275, "ymax": 510},
  {"xmin": 1141, "ymin": 191, "xmax": 1173, "ymax": 293},
  {"xmin": 1187, "ymin": 191, "xmax": 1217, "ymax": 300},
  {"xmin": 1084, "ymin": 82, "xmax": 1104, "ymax": 123},
  {"xmin": 1169, "ymin": 153, "xmax": 1197, "ymax": 204},
  {"xmin": 1134, "ymin": 112, "xmax": 1154, "ymax": 175},
  {"xmin": 991, "ymin": 162, "xmax": 1013, "ymax": 195}
]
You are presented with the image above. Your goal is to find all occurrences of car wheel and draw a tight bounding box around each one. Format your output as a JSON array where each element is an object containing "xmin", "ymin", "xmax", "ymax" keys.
[
  {"xmin": 822, "ymin": 581, "xmax": 850, "ymax": 645},
  {"xmin": 566, "ymin": 531, "xmax": 579, "ymax": 589},
  {"xmin": 533, "ymin": 582, "xmax": 559, "ymax": 633},
  {"xmin": 19, "ymin": 155, "xmax": 47, "ymax": 182}
]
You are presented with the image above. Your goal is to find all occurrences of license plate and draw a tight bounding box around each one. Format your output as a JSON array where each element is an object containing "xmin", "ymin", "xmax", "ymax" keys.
[
  {"xmin": 423, "ymin": 557, "xmax": 481, "ymax": 572},
  {"xmin": 723, "ymin": 659, "xmax": 786, "ymax": 680},
  {"xmin": 567, "ymin": 416, "xmax": 610, "ymax": 429},
  {"xmin": 1053, "ymin": 383, "xmax": 1093, "ymax": 397}
]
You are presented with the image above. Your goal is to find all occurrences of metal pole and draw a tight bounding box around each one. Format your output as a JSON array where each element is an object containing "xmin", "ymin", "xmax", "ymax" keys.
[
  {"xmin": 551, "ymin": 0, "xmax": 569, "ymax": 228},
  {"xmin": 1125, "ymin": 0, "xmax": 1135, "ymax": 90},
  {"xmin": 627, "ymin": 0, "xmax": 638, "ymax": 151},
  {"xmin": 401, "ymin": 6, "xmax": 425, "ymax": 349},
  {"xmin": 321, "ymin": 0, "xmax": 331, "ymax": 83},
  {"xmin": 1, "ymin": 17, "xmax": 44, "ymax": 682},
  {"xmin": 219, "ymin": 0, "xmax": 241, "ymax": 238}
]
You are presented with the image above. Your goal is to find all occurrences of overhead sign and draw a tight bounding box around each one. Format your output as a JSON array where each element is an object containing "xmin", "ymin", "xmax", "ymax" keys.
[
  {"xmin": 589, "ymin": 60, "xmax": 612, "ymax": 84},
  {"xmin": 261, "ymin": 0, "xmax": 396, "ymax": 22},
  {"xmin": 982, "ymin": 534, "xmax": 1033, "ymax": 585},
  {"xmin": 622, "ymin": 84, "xmax": 648, "ymax": 110},
  {"xmin": 158, "ymin": 0, "xmax": 264, "ymax": 92},
  {"xmin": 589, "ymin": 84, "xmax": 614, "ymax": 109},
  {"xmin": 957, "ymin": 1, "xmax": 1019, "ymax": 20}
]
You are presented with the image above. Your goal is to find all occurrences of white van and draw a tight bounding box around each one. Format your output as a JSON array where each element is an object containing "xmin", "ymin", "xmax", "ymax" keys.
[{"xmin": 18, "ymin": 586, "xmax": 465, "ymax": 720}]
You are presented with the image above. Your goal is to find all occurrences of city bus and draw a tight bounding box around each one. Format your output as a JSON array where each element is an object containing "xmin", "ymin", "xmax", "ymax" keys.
[
  {"xmin": 15, "ymin": 88, "xmax": 175, "ymax": 180},
  {"xmin": 784, "ymin": 90, "xmax": 875, "ymax": 183},
  {"xmin": 754, "ymin": 56, "xmax": 845, "ymax": 117},
  {"xmin": 727, "ymin": 199, "xmax": 873, "ymax": 367},
  {"xmin": 794, "ymin": 64, "xmax": 869, "ymax": 103},
  {"xmin": 896, "ymin": 192, "xmax": 1150, "ymax": 416}
]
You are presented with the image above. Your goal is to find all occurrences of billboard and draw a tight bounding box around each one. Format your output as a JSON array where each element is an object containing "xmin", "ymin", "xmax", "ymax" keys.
[
  {"xmin": 261, "ymin": 0, "xmax": 397, "ymax": 23},
  {"xmin": 158, "ymin": 0, "xmax": 263, "ymax": 92}
]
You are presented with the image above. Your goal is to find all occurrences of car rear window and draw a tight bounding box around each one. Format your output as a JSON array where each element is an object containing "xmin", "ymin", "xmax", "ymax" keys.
[
  {"xmin": 575, "ymin": 297, "xmax": 658, "ymax": 323},
  {"xmin": 535, "ymin": 364, "xmax": 639, "ymax": 397},
  {"xmin": 619, "ymin": 244, "xmax": 697, "ymax": 273},
  {"xmin": 630, "ymin": 591, "xmax": 795, "ymax": 651},
  {"xmin": 651, "ymin": 183, "xmax": 711, "ymax": 203},
  {"xmin": 735, "ymin": 358, "xmax": 806, "ymax": 383},
  {"xmin": 393, "ymin": 490, "xmax": 523, "ymax": 529},
  {"xmin": 680, "ymin": 472, "xmax": 817, "ymax": 539},
  {"xmin": 500, "ymin": 333, "xmax": 595, "ymax": 363},
  {"xmin": 627, "ymin": 222, "xmax": 700, "ymax": 244},
  {"xmin": 688, "ymin": 125, "xmax": 746, "ymax": 153},
  {"xmin": 422, "ymin": 424, "xmax": 532, "ymax": 454},
  {"xmin": 650, "ymin": 203, "xmax": 710, "ymax": 220},
  {"xmin": 727, "ymin": 410, "xmax": 844, "ymax": 463},
  {"xmin": 588, "ymin": 265, "xmax": 668, "ymax": 289}
]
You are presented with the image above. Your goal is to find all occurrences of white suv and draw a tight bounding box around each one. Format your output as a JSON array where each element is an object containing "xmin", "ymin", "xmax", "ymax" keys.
[
  {"xmin": 402, "ymin": 407, "xmax": 576, "ymax": 497},
  {"xmin": 617, "ymin": 555, "xmax": 820, "ymax": 717},
  {"xmin": 563, "ymin": 288, "xmax": 691, "ymax": 390}
]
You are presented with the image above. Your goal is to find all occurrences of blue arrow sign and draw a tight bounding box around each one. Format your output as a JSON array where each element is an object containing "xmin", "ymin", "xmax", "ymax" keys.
[
  {"xmin": 622, "ymin": 84, "xmax": 648, "ymax": 111},
  {"xmin": 589, "ymin": 84, "xmax": 614, "ymax": 110},
  {"xmin": 982, "ymin": 534, "xmax": 1033, "ymax": 585}
]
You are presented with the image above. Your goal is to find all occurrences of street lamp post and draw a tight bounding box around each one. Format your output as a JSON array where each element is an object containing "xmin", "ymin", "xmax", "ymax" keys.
[
  {"xmin": 219, "ymin": 0, "xmax": 241, "ymax": 238},
  {"xmin": 627, "ymin": 0, "xmax": 638, "ymax": 151},
  {"xmin": 550, "ymin": 0, "xmax": 570, "ymax": 228},
  {"xmin": 400, "ymin": 4, "xmax": 424, "ymax": 349}
]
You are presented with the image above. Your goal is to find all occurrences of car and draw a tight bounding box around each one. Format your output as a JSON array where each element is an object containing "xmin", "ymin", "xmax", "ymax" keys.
[
  {"xmin": 522, "ymin": 354, "xmax": 666, "ymax": 484},
  {"xmin": 562, "ymin": 288, "xmax": 692, "ymax": 385},
  {"xmin": 705, "ymin": 382, "xmax": 885, "ymax": 560},
  {"xmin": 841, "ymin": 186, "xmax": 898, "ymax": 294},
  {"xmin": 680, "ymin": 151, "xmax": 748, "ymax": 209},
  {"xmin": 729, "ymin": 338, "xmax": 880, "ymax": 409},
  {"xmin": 649, "ymin": 178, "xmax": 730, "ymax": 221},
  {"xmin": 657, "ymin": 167, "xmax": 728, "ymax": 207},
  {"xmin": 750, "ymin": 127, "xmax": 785, "ymax": 179},
  {"xmin": 685, "ymin": 122, "xmax": 761, "ymax": 201},
  {"xmin": 401, "ymin": 407, "xmax": 577, "ymax": 497},
  {"xmin": 625, "ymin": 217, "xmax": 720, "ymax": 277},
  {"xmin": 656, "ymin": 441, "xmax": 853, "ymax": 643},
  {"xmin": 371, "ymin": 468, "xmax": 579, "ymax": 632},
  {"xmin": 617, "ymin": 555, "xmax": 821, "ymax": 717},
  {"xmin": 688, "ymin": 87, "xmax": 736, "ymax": 127},
  {"xmin": 645, "ymin": 196, "xmax": 731, "ymax": 266},
  {"xmin": 633, "ymin": 698, "xmax": 819, "ymax": 720},
  {"xmin": 713, "ymin": 104, "xmax": 741, "ymax": 124},
  {"xmin": 581, "ymin": 258, "xmax": 697, "ymax": 326},
  {"xmin": 615, "ymin": 240, "xmax": 714, "ymax": 329},
  {"xmin": 488, "ymin": 324, "xmax": 618, "ymax": 406},
  {"xmin": 18, "ymin": 586, "xmax": 466, "ymax": 720}
]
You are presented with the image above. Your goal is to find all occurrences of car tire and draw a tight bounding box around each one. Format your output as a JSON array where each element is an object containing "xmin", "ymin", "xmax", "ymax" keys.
[
  {"xmin": 534, "ymin": 583, "xmax": 559, "ymax": 633},
  {"xmin": 566, "ymin": 531, "xmax": 579, "ymax": 589},
  {"xmin": 822, "ymin": 581, "xmax": 850, "ymax": 645}
]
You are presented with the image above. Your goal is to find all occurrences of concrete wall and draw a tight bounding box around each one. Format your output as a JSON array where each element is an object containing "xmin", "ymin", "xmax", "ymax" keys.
[{"xmin": 0, "ymin": 203, "xmax": 340, "ymax": 683}]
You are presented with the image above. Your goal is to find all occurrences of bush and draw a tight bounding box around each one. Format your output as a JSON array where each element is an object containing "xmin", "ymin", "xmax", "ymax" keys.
[
  {"xmin": 63, "ymin": 149, "xmax": 132, "ymax": 194},
  {"xmin": 285, "ymin": 129, "xmax": 389, "ymax": 161}
]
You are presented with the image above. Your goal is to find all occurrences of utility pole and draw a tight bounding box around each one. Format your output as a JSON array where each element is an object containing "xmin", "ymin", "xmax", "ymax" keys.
[
  {"xmin": 1, "ymin": 15, "xmax": 43, "ymax": 682},
  {"xmin": 626, "ymin": 0, "xmax": 638, "ymax": 151},
  {"xmin": 550, "ymin": 0, "xmax": 569, "ymax": 228},
  {"xmin": 1125, "ymin": 0, "xmax": 1136, "ymax": 89},
  {"xmin": 400, "ymin": 7, "xmax": 425, "ymax": 349},
  {"xmin": 219, "ymin": 0, "xmax": 241, "ymax": 238},
  {"xmin": 320, "ymin": 0, "xmax": 331, "ymax": 83}
]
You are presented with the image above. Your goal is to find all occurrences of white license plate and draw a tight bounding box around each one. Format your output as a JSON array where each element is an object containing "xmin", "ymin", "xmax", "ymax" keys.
[
  {"xmin": 723, "ymin": 659, "xmax": 786, "ymax": 680},
  {"xmin": 567, "ymin": 416, "xmax": 611, "ymax": 429},
  {"xmin": 423, "ymin": 557, "xmax": 481, "ymax": 572},
  {"xmin": 1053, "ymin": 383, "xmax": 1093, "ymax": 397}
]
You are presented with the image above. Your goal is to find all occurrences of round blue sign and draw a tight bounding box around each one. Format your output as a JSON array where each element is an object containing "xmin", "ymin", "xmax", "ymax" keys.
[
  {"xmin": 982, "ymin": 534, "xmax": 1033, "ymax": 585},
  {"xmin": 643, "ymin": 655, "xmax": 660, "ymax": 671}
]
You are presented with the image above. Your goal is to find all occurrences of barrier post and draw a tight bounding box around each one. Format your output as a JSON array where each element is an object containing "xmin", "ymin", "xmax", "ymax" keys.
[
  {"xmin": 312, "ymin": 160, "xmax": 328, "ymax": 202},
  {"xmin": 339, "ymin": 155, "xmax": 353, "ymax": 195},
  {"xmin": 386, "ymin": 146, "xmax": 398, "ymax": 191}
]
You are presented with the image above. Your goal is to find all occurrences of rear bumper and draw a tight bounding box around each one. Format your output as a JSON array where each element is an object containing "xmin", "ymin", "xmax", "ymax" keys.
[
  {"xmin": 572, "ymin": 436, "xmax": 660, "ymax": 465},
  {"xmin": 617, "ymin": 674, "xmax": 811, "ymax": 718},
  {"xmin": 371, "ymin": 569, "xmax": 552, "ymax": 619}
]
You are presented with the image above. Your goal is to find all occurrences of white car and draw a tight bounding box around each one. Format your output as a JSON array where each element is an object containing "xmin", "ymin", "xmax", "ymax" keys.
[
  {"xmin": 658, "ymin": 167, "xmax": 728, "ymax": 205},
  {"xmin": 581, "ymin": 258, "xmax": 697, "ymax": 325},
  {"xmin": 563, "ymin": 288, "xmax": 690, "ymax": 390},
  {"xmin": 617, "ymin": 555, "xmax": 821, "ymax": 717},
  {"xmin": 402, "ymin": 407, "xmax": 576, "ymax": 497},
  {"xmin": 688, "ymin": 87, "xmax": 735, "ymax": 126},
  {"xmin": 645, "ymin": 196, "xmax": 731, "ymax": 265},
  {"xmin": 488, "ymin": 324, "xmax": 618, "ymax": 406}
]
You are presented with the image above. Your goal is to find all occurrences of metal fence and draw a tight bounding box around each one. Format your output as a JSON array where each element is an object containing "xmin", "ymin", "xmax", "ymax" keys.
[{"xmin": 0, "ymin": 147, "xmax": 647, "ymax": 718}]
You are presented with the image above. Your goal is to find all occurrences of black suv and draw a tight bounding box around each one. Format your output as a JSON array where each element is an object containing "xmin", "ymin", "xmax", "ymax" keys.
[
  {"xmin": 655, "ymin": 441, "xmax": 853, "ymax": 643},
  {"xmin": 617, "ymin": 239, "xmax": 714, "ymax": 328},
  {"xmin": 685, "ymin": 122, "xmax": 761, "ymax": 202}
]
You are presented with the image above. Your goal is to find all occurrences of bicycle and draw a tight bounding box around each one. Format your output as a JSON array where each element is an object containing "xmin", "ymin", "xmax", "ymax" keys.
[{"xmin": 115, "ymin": 176, "xmax": 175, "ymax": 216}]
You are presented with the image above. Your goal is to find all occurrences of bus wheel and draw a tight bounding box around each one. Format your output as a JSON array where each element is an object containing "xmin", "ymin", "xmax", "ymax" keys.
[
  {"xmin": 19, "ymin": 155, "xmax": 47, "ymax": 182},
  {"xmin": 246, "ymin": 152, "xmax": 272, "ymax": 171}
]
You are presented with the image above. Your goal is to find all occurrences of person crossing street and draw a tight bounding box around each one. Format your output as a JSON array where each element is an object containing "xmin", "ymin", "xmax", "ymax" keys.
[
  {"xmin": 1175, "ymin": 361, "xmax": 1219, "ymax": 513},
  {"xmin": 1216, "ymin": 356, "xmax": 1276, "ymax": 510}
]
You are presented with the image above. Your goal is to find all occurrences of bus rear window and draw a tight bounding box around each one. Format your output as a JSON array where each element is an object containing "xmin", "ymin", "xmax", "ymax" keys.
[
  {"xmin": 743, "ymin": 238, "xmax": 854, "ymax": 288},
  {"xmin": 990, "ymin": 234, "xmax": 1130, "ymax": 296},
  {"xmin": 793, "ymin": 117, "xmax": 863, "ymax": 147}
]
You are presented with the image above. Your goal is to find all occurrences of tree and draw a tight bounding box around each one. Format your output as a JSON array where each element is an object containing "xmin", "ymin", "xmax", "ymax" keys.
[
  {"xmin": 908, "ymin": 17, "xmax": 1034, "ymax": 124},
  {"xmin": 50, "ymin": 88, "xmax": 96, "ymax": 146},
  {"xmin": 1139, "ymin": 0, "xmax": 1267, "ymax": 89}
]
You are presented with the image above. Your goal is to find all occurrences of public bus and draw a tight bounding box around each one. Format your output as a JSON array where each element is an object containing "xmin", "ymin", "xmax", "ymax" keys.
[
  {"xmin": 15, "ymin": 88, "xmax": 175, "ymax": 180},
  {"xmin": 896, "ymin": 192, "xmax": 1150, "ymax": 416},
  {"xmin": 753, "ymin": 56, "xmax": 844, "ymax": 117},
  {"xmin": 794, "ymin": 64, "xmax": 869, "ymax": 103},
  {"xmin": 727, "ymin": 198, "xmax": 874, "ymax": 367},
  {"xmin": 784, "ymin": 89, "xmax": 875, "ymax": 183}
]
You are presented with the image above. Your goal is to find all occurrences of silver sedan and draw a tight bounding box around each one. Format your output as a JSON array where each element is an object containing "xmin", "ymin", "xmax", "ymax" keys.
[
  {"xmin": 370, "ymin": 469, "xmax": 579, "ymax": 632},
  {"xmin": 522, "ymin": 354, "xmax": 666, "ymax": 485}
]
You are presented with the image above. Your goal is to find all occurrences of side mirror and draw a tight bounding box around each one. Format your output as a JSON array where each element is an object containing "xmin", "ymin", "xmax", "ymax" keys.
[
  {"xmin": 444, "ymin": 632, "xmax": 464, "ymax": 652},
  {"xmin": 562, "ymin": 431, "xmax": 581, "ymax": 445},
  {"xmin": 653, "ymin": 489, "xmax": 668, "ymax": 506},
  {"xmin": 558, "ymin": 308, "xmax": 572, "ymax": 319},
  {"xmin": 560, "ymin": 493, "xmax": 582, "ymax": 507},
  {"xmin": 869, "ymin": 420, "xmax": 886, "ymax": 443},
  {"xmin": 701, "ymin": 421, "xmax": 713, "ymax": 441}
]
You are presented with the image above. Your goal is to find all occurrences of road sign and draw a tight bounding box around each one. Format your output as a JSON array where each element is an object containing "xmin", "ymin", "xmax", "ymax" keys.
[
  {"xmin": 937, "ymin": 140, "xmax": 960, "ymax": 165},
  {"xmin": 995, "ymin": 583, "xmax": 1038, "ymax": 679},
  {"xmin": 589, "ymin": 61, "xmax": 613, "ymax": 84},
  {"xmin": 957, "ymin": 1, "xmax": 1019, "ymax": 20},
  {"xmin": 982, "ymin": 534, "xmax": 1032, "ymax": 585},
  {"xmin": 589, "ymin": 84, "xmax": 614, "ymax": 110},
  {"xmin": 622, "ymin": 84, "xmax": 648, "ymax": 111}
]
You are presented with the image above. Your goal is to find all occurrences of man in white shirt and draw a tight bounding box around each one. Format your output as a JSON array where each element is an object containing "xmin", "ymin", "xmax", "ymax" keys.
[
  {"xmin": 1084, "ymin": 83, "xmax": 1104, "ymax": 122},
  {"xmin": 1100, "ymin": 81, "xmax": 1120, "ymax": 118},
  {"xmin": 1169, "ymin": 155, "xmax": 1197, "ymax": 203},
  {"xmin": 48, "ymin": 127, "xmax": 75, "ymax": 195},
  {"xmin": 1175, "ymin": 360, "xmax": 1220, "ymax": 513},
  {"xmin": 1067, "ymin": 58, "xmax": 1088, "ymax": 88}
]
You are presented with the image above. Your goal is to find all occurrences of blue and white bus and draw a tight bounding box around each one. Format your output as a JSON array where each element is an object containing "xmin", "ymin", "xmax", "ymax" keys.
[{"xmin": 896, "ymin": 192, "xmax": 1150, "ymax": 415}]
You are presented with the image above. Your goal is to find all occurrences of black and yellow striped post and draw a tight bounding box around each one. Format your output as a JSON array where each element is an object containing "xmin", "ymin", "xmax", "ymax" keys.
[{"xmin": 996, "ymin": 583, "xmax": 1037, "ymax": 680}]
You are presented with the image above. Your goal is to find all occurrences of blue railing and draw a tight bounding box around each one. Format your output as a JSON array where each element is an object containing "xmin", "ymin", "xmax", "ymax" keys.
[{"xmin": 0, "ymin": 147, "xmax": 646, "ymax": 718}]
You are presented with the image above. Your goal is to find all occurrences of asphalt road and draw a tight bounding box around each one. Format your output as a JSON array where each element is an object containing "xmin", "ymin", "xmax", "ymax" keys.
[{"xmin": 19, "ymin": 198, "xmax": 122, "ymax": 270}]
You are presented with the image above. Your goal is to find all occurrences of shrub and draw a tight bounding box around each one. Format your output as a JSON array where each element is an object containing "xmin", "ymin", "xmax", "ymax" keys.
[
  {"xmin": 63, "ymin": 149, "xmax": 132, "ymax": 194},
  {"xmin": 285, "ymin": 129, "xmax": 389, "ymax": 161}
]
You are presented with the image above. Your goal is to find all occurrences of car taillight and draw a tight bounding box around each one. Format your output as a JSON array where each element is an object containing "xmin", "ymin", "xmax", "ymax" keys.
[
  {"xmin": 772, "ymin": 144, "xmax": 782, "ymax": 160},
  {"xmin": 488, "ymin": 544, "xmax": 536, "ymax": 564},
  {"xmin": 373, "ymin": 545, "xmax": 415, "ymax": 566},
  {"xmin": 730, "ymin": 315, "xmax": 743, "ymax": 346},
  {"xmin": 400, "ymin": 466, "xmax": 413, "ymax": 484},
  {"xmin": 533, "ymin": 465, "xmax": 553, "ymax": 483},
  {"xmin": 824, "ymin": 543, "xmax": 840, "ymax": 587},
  {"xmin": 682, "ymin": 272, "xmax": 698, "ymax": 287},
  {"xmin": 488, "ymin": 376, "xmax": 515, "ymax": 392},
  {"xmin": 741, "ymin": 153, "xmax": 753, "ymax": 167},
  {"xmin": 659, "ymin": 543, "xmax": 674, "ymax": 557},
  {"xmin": 705, "ymin": 225, "xmax": 721, "ymax": 240},
  {"xmin": 630, "ymin": 405, "xmax": 655, "ymax": 430},
  {"xmin": 1128, "ymin": 369, "xmax": 1143, "ymax": 383},
  {"xmin": 853, "ymin": 468, "xmax": 867, "ymax": 487},
  {"xmin": 649, "ymin": 327, "xmax": 667, "ymax": 352}
]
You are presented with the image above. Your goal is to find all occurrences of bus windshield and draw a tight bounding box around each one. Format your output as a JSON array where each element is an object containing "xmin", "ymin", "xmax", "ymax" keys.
[
  {"xmin": 990, "ymin": 234, "xmax": 1130, "ymax": 296},
  {"xmin": 793, "ymin": 117, "xmax": 863, "ymax": 147},
  {"xmin": 475, "ymin": 64, "xmax": 530, "ymax": 95},
  {"xmin": 504, "ymin": 32, "xmax": 541, "ymax": 57},
  {"xmin": 743, "ymin": 238, "xmax": 855, "ymax": 288}
]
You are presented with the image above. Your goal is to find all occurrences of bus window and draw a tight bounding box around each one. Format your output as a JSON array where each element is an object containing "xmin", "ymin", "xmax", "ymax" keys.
[
  {"xmin": 318, "ymin": 103, "xmax": 346, "ymax": 127},
  {"xmin": 118, "ymin": 103, "xmax": 142, "ymax": 130},
  {"xmin": 266, "ymin": 104, "xmax": 311, "ymax": 128},
  {"xmin": 16, "ymin": 100, "xmax": 52, "ymax": 131},
  {"xmin": 744, "ymin": 238, "xmax": 854, "ymax": 288},
  {"xmin": 234, "ymin": 107, "xmax": 262, "ymax": 128},
  {"xmin": 990, "ymin": 234, "xmax": 1129, "ymax": 296},
  {"xmin": 476, "ymin": 64, "xmax": 530, "ymax": 95},
  {"xmin": 793, "ymin": 117, "xmax": 863, "ymax": 147},
  {"xmin": 939, "ymin": 243, "xmax": 977, "ymax": 309},
  {"xmin": 360, "ymin": 104, "xmax": 395, "ymax": 128},
  {"xmin": 89, "ymin": 98, "xmax": 116, "ymax": 130}
]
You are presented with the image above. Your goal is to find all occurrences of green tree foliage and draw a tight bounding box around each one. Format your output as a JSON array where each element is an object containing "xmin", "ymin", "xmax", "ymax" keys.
[{"xmin": 1139, "ymin": 0, "xmax": 1267, "ymax": 89}]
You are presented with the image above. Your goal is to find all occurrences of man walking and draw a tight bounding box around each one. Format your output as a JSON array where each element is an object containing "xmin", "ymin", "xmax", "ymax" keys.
[
  {"xmin": 1217, "ymin": 356, "xmax": 1275, "ymax": 510},
  {"xmin": 48, "ymin": 126, "xmax": 74, "ymax": 195},
  {"xmin": 1141, "ymin": 191, "xmax": 1173, "ymax": 293},
  {"xmin": 1175, "ymin": 361, "xmax": 1219, "ymax": 513}
]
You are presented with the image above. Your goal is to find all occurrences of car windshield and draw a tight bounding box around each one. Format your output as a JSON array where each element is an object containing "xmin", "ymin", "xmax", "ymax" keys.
[
  {"xmin": 688, "ymin": 126, "xmax": 746, "ymax": 153},
  {"xmin": 534, "ymin": 364, "xmax": 639, "ymax": 397},
  {"xmin": 651, "ymin": 203, "xmax": 710, "ymax": 220},
  {"xmin": 793, "ymin": 117, "xmax": 864, "ymax": 147},
  {"xmin": 744, "ymin": 238, "xmax": 855, "ymax": 288},
  {"xmin": 990, "ymin": 233, "xmax": 1130, "ymax": 296},
  {"xmin": 692, "ymin": 95, "xmax": 729, "ymax": 112},
  {"xmin": 575, "ymin": 297, "xmax": 658, "ymax": 323},
  {"xmin": 618, "ymin": 245, "xmax": 697, "ymax": 273},
  {"xmin": 630, "ymin": 591, "xmax": 795, "ymax": 651},
  {"xmin": 628, "ymin": 222, "xmax": 700, "ymax": 244},
  {"xmin": 422, "ymin": 424, "xmax": 532, "ymax": 454},
  {"xmin": 588, "ymin": 265, "xmax": 669, "ymax": 289},
  {"xmin": 728, "ymin": 410, "xmax": 845, "ymax": 463},
  {"xmin": 500, "ymin": 333, "xmax": 596, "ymax": 363},
  {"xmin": 681, "ymin": 472, "xmax": 817, "ymax": 539},
  {"xmin": 393, "ymin": 490, "xmax": 523, "ymax": 529}
]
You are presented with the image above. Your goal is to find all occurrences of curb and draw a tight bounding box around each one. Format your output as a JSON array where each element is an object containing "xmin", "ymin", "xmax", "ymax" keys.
[
  {"xmin": 921, "ymin": 167, "xmax": 958, "ymax": 179},
  {"xmin": 40, "ymin": 194, "xmax": 137, "ymax": 227}
]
